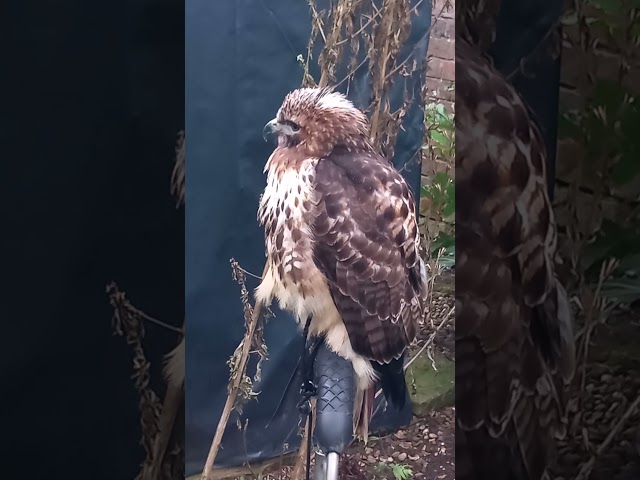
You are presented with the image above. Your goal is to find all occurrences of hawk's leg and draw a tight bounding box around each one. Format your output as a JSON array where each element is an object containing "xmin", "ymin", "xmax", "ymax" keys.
[
  {"xmin": 297, "ymin": 316, "xmax": 322, "ymax": 415},
  {"xmin": 264, "ymin": 317, "xmax": 321, "ymax": 428},
  {"xmin": 296, "ymin": 317, "xmax": 322, "ymax": 480}
]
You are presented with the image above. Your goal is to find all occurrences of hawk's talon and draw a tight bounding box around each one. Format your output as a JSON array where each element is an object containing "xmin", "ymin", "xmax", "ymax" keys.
[
  {"xmin": 298, "ymin": 399, "xmax": 312, "ymax": 415},
  {"xmin": 297, "ymin": 377, "xmax": 317, "ymax": 415},
  {"xmin": 300, "ymin": 380, "xmax": 317, "ymax": 396}
]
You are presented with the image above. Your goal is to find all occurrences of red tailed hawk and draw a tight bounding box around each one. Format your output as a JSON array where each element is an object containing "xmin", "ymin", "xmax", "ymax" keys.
[
  {"xmin": 255, "ymin": 87, "xmax": 428, "ymax": 440},
  {"xmin": 455, "ymin": 34, "xmax": 575, "ymax": 480}
]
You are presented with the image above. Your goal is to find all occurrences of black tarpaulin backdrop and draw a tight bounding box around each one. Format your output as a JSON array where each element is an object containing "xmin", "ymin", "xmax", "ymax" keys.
[
  {"xmin": 2, "ymin": 0, "xmax": 184, "ymax": 478},
  {"xmin": 185, "ymin": 0, "xmax": 431, "ymax": 475},
  {"xmin": 491, "ymin": 0, "xmax": 564, "ymax": 197}
]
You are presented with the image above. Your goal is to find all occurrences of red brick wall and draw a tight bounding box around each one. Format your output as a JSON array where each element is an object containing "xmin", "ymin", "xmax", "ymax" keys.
[
  {"xmin": 421, "ymin": 0, "xmax": 455, "ymax": 183},
  {"xmin": 425, "ymin": 0, "xmax": 454, "ymax": 110}
]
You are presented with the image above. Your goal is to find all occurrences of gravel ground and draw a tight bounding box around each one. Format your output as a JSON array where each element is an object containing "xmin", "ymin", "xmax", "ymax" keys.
[
  {"xmin": 338, "ymin": 407, "xmax": 455, "ymax": 480},
  {"xmin": 551, "ymin": 307, "xmax": 640, "ymax": 480}
]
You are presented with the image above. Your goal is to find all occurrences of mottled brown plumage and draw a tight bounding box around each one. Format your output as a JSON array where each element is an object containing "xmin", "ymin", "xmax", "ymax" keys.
[
  {"xmin": 256, "ymin": 88, "xmax": 427, "ymax": 440},
  {"xmin": 456, "ymin": 37, "xmax": 575, "ymax": 480}
]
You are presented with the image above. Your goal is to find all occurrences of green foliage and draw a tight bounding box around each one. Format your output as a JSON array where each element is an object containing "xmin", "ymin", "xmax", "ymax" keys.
[
  {"xmin": 391, "ymin": 463, "xmax": 413, "ymax": 480},
  {"xmin": 559, "ymin": 80, "xmax": 640, "ymax": 185},
  {"xmin": 558, "ymin": 84, "xmax": 640, "ymax": 287},
  {"xmin": 586, "ymin": 0, "xmax": 627, "ymax": 16},
  {"xmin": 561, "ymin": 1, "xmax": 640, "ymax": 39},
  {"xmin": 558, "ymin": 3, "xmax": 640, "ymax": 188},
  {"xmin": 582, "ymin": 220, "xmax": 640, "ymax": 304},
  {"xmin": 582, "ymin": 220, "xmax": 640, "ymax": 273},
  {"xmin": 421, "ymin": 100, "xmax": 455, "ymax": 267},
  {"xmin": 421, "ymin": 172, "xmax": 455, "ymax": 268},
  {"xmin": 558, "ymin": 4, "xmax": 640, "ymax": 306},
  {"xmin": 421, "ymin": 171, "xmax": 455, "ymax": 218},
  {"xmin": 424, "ymin": 102, "xmax": 455, "ymax": 162},
  {"xmin": 373, "ymin": 462, "xmax": 413, "ymax": 480}
]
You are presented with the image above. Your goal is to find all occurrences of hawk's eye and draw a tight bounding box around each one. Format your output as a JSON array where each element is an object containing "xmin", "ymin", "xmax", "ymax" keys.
[{"xmin": 284, "ymin": 120, "xmax": 300, "ymax": 133}]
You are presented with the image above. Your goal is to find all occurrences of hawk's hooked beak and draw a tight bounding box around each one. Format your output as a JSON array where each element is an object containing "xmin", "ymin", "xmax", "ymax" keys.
[{"xmin": 262, "ymin": 118, "xmax": 279, "ymax": 143}]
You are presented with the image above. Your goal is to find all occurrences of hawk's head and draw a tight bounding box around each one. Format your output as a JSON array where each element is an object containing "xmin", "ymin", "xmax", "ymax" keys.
[{"xmin": 263, "ymin": 87, "xmax": 371, "ymax": 157}]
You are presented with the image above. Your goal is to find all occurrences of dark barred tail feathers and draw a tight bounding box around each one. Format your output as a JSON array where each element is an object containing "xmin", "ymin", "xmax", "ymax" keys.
[
  {"xmin": 354, "ymin": 385, "xmax": 376, "ymax": 442},
  {"xmin": 353, "ymin": 356, "xmax": 409, "ymax": 443},
  {"xmin": 372, "ymin": 354, "xmax": 409, "ymax": 411}
]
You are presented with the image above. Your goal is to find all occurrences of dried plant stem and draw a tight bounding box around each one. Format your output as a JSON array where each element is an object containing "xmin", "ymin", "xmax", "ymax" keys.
[
  {"xmin": 108, "ymin": 284, "xmax": 163, "ymax": 471},
  {"xmin": 306, "ymin": 0, "xmax": 426, "ymax": 158},
  {"xmin": 138, "ymin": 310, "xmax": 183, "ymax": 334},
  {"xmin": 143, "ymin": 381, "xmax": 183, "ymax": 480},
  {"xmin": 574, "ymin": 393, "xmax": 640, "ymax": 480},
  {"xmin": 171, "ymin": 129, "xmax": 185, "ymax": 208},
  {"xmin": 291, "ymin": 399, "xmax": 317, "ymax": 480},
  {"xmin": 109, "ymin": 283, "xmax": 186, "ymax": 480},
  {"xmin": 405, "ymin": 305, "xmax": 454, "ymax": 371},
  {"xmin": 369, "ymin": 1, "xmax": 394, "ymax": 143},
  {"xmin": 426, "ymin": 248, "xmax": 445, "ymax": 328},
  {"xmin": 577, "ymin": 260, "xmax": 611, "ymax": 397},
  {"xmin": 201, "ymin": 263, "xmax": 268, "ymax": 480}
]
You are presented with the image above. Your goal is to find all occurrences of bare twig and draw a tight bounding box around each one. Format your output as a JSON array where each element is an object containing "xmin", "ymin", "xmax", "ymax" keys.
[
  {"xmin": 290, "ymin": 399, "xmax": 317, "ymax": 480},
  {"xmin": 108, "ymin": 283, "xmax": 185, "ymax": 480},
  {"xmin": 201, "ymin": 261, "xmax": 269, "ymax": 480},
  {"xmin": 404, "ymin": 305, "xmax": 454, "ymax": 371},
  {"xmin": 374, "ymin": 305, "xmax": 454, "ymax": 400},
  {"xmin": 137, "ymin": 310, "xmax": 184, "ymax": 334},
  {"xmin": 171, "ymin": 129, "xmax": 185, "ymax": 208},
  {"xmin": 235, "ymin": 265, "xmax": 264, "ymax": 280},
  {"xmin": 306, "ymin": 0, "xmax": 425, "ymax": 158},
  {"xmin": 384, "ymin": 0, "xmax": 450, "ymax": 83},
  {"xmin": 368, "ymin": 0, "xmax": 396, "ymax": 143},
  {"xmin": 143, "ymin": 369, "xmax": 184, "ymax": 480},
  {"xmin": 195, "ymin": 452, "xmax": 300, "ymax": 479},
  {"xmin": 574, "ymin": 393, "xmax": 640, "ymax": 480},
  {"xmin": 577, "ymin": 258, "xmax": 618, "ymax": 398}
]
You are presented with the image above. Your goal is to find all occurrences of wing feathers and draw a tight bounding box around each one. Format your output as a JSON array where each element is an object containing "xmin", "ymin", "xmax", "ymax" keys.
[
  {"xmin": 456, "ymin": 38, "xmax": 575, "ymax": 480},
  {"xmin": 312, "ymin": 147, "xmax": 424, "ymax": 363}
]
